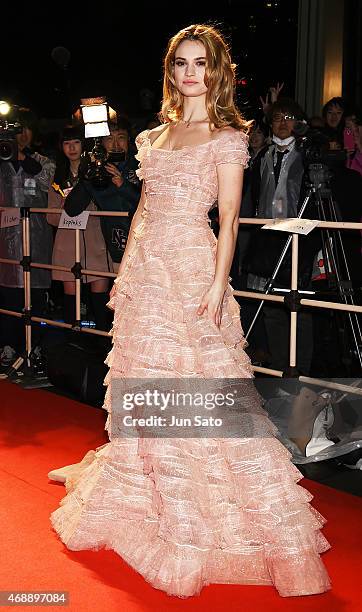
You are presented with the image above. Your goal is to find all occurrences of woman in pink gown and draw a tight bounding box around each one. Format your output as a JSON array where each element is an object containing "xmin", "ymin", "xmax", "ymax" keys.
[{"xmin": 50, "ymin": 24, "xmax": 331, "ymax": 598}]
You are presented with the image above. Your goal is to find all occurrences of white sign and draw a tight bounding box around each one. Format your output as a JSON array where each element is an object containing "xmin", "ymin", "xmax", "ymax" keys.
[
  {"xmin": 0, "ymin": 207, "xmax": 21, "ymax": 228},
  {"xmin": 262, "ymin": 218, "xmax": 320, "ymax": 235},
  {"xmin": 58, "ymin": 210, "xmax": 90, "ymax": 230}
]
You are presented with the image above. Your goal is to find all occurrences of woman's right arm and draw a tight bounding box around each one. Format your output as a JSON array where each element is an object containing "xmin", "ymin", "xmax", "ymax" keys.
[
  {"xmin": 113, "ymin": 181, "xmax": 146, "ymax": 280},
  {"xmin": 64, "ymin": 181, "xmax": 92, "ymax": 216}
]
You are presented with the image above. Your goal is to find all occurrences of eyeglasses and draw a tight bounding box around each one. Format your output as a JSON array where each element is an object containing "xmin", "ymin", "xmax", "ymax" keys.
[{"xmin": 272, "ymin": 114, "xmax": 296, "ymax": 123}]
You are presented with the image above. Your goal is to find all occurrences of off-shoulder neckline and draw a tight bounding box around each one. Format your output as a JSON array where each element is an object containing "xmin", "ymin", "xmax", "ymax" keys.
[{"xmin": 143, "ymin": 126, "xmax": 241, "ymax": 153}]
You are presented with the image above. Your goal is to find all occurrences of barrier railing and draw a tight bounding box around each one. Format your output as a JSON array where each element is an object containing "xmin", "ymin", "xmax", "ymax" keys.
[
  {"xmin": 235, "ymin": 218, "xmax": 362, "ymax": 379},
  {"xmin": 0, "ymin": 208, "xmax": 361, "ymax": 393}
]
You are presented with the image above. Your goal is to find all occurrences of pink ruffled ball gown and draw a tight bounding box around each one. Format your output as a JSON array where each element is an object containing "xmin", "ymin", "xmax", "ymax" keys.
[{"xmin": 50, "ymin": 128, "xmax": 331, "ymax": 598}]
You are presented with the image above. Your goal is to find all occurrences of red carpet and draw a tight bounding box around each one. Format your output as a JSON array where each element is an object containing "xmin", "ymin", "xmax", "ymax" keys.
[{"xmin": 0, "ymin": 379, "xmax": 361, "ymax": 612}]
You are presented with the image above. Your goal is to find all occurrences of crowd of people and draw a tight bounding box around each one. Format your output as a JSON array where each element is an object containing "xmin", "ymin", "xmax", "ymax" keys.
[
  {"xmin": 0, "ymin": 91, "xmax": 361, "ymax": 379},
  {"xmin": 0, "ymin": 112, "xmax": 143, "ymax": 368},
  {"xmin": 238, "ymin": 94, "xmax": 362, "ymax": 377}
]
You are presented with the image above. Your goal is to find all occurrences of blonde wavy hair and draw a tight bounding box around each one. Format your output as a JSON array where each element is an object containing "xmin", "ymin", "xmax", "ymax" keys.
[{"xmin": 160, "ymin": 24, "xmax": 251, "ymax": 133}]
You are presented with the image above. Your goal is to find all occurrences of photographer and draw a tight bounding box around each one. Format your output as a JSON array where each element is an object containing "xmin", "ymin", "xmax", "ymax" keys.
[
  {"xmin": 0, "ymin": 107, "xmax": 55, "ymax": 368},
  {"xmin": 64, "ymin": 119, "xmax": 141, "ymax": 268},
  {"xmin": 241, "ymin": 98, "xmax": 321, "ymax": 375}
]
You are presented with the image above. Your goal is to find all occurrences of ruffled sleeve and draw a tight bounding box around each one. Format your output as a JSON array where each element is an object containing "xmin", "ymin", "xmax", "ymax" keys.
[
  {"xmin": 214, "ymin": 129, "xmax": 250, "ymax": 168},
  {"xmin": 134, "ymin": 129, "xmax": 150, "ymax": 180}
]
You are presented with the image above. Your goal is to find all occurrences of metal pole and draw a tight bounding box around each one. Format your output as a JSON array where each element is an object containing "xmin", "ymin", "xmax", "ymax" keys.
[
  {"xmin": 289, "ymin": 234, "xmax": 299, "ymax": 369},
  {"xmin": 75, "ymin": 229, "xmax": 81, "ymax": 325},
  {"xmin": 22, "ymin": 209, "xmax": 32, "ymax": 359}
]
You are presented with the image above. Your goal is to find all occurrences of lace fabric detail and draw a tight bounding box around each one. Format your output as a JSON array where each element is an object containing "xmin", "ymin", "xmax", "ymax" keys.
[
  {"xmin": 134, "ymin": 129, "xmax": 151, "ymax": 180},
  {"xmin": 213, "ymin": 129, "xmax": 250, "ymax": 167}
]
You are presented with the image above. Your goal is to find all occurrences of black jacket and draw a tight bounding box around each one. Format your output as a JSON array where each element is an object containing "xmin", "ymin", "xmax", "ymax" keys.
[{"xmin": 64, "ymin": 160, "xmax": 141, "ymax": 262}]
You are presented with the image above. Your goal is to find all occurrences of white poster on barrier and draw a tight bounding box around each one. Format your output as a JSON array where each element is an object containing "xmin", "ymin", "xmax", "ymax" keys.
[
  {"xmin": 0, "ymin": 207, "xmax": 21, "ymax": 228},
  {"xmin": 58, "ymin": 210, "xmax": 90, "ymax": 230},
  {"xmin": 262, "ymin": 218, "xmax": 320, "ymax": 235}
]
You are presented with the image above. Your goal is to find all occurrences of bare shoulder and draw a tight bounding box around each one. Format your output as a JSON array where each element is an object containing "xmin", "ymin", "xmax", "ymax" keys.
[
  {"xmin": 148, "ymin": 123, "xmax": 168, "ymax": 144},
  {"xmin": 149, "ymin": 123, "xmax": 167, "ymax": 135},
  {"xmin": 136, "ymin": 124, "xmax": 166, "ymax": 148}
]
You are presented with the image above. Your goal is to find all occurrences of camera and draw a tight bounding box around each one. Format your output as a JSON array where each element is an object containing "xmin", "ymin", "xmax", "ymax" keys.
[
  {"xmin": 0, "ymin": 103, "xmax": 22, "ymax": 162},
  {"xmin": 293, "ymin": 122, "xmax": 347, "ymax": 191},
  {"xmin": 79, "ymin": 138, "xmax": 126, "ymax": 188},
  {"xmin": 294, "ymin": 122, "xmax": 347, "ymax": 167},
  {"xmin": 78, "ymin": 96, "xmax": 127, "ymax": 188}
]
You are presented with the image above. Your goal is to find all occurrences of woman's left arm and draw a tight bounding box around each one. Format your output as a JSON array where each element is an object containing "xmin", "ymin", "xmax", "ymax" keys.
[{"xmin": 197, "ymin": 162, "xmax": 244, "ymax": 327}]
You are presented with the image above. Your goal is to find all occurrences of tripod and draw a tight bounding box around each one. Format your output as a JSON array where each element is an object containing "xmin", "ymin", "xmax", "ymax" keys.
[{"xmin": 245, "ymin": 162, "xmax": 362, "ymax": 372}]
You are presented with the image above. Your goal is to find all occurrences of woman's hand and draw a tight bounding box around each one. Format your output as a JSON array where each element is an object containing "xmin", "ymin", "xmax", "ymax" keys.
[
  {"xmin": 259, "ymin": 82, "xmax": 284, "ymax": 114},
  {"xmin": 259, "ymin": 92, "xmax": 270, "ymax": 115},
  {"xmin": 105, "ymin": 163, "xmax": 124, "ymax": 187},
  {"xmin": 269, "ymin": 81, "xmax": 284, "ymax": 103},
  {"xmin": 197, "ymin": 282, "xmax": 226, "ymax": 328}
]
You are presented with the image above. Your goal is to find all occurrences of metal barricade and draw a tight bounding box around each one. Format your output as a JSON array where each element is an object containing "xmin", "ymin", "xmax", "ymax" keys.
[{"xmin": 0, "ymin": 208, "xmax": 361, "ymax": 395}]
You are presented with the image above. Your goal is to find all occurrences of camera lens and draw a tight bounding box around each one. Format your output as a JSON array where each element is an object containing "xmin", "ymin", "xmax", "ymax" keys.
[
  {"xmin": 108, "ymin": 151, "xmax": 126, "ymax": 163},
  {"xmin": 0, "ymin": 139, "xmax": 14, "ymax": 161}
]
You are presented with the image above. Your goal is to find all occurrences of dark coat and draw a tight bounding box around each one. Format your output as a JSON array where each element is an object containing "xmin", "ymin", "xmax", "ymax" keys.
[{"xmin": 241, "ymin": 145, "xmax": 322, "ymax": 289}]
